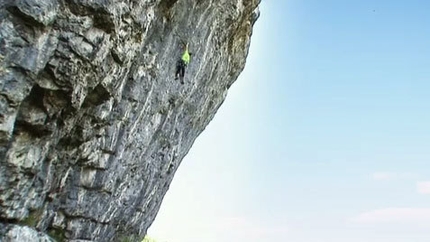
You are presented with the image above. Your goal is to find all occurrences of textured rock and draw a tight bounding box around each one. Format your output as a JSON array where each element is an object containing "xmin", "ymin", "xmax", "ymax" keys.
[
  {"xmin": 1, "ymin": 225, "xmax": 55, "ymax": 242},
  {"xmin": 0, "ymin": 0, "xmax": 260, "ymax": 241}
]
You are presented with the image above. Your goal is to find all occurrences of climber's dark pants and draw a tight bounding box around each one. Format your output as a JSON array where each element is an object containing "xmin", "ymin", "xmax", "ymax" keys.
[{"xmin": 175, "ymin": 60, "xmax": 186, "ymax": 79}]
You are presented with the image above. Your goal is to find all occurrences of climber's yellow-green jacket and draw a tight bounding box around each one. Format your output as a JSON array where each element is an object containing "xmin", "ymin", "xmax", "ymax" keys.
[{"xmin": 181, "ymin": 45, "xmax": 190, "ymax": 65}]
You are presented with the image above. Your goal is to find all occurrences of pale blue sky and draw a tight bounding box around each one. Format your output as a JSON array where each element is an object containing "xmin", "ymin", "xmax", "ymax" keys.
[{"xmin": 149, "ymin": 0, "xmax": 430, "ymax": 241}]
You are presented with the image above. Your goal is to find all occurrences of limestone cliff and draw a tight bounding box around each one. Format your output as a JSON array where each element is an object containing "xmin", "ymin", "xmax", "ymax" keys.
[{"xmin": 0, "ymin": 0, "xmax": 260, "ymax": 241}]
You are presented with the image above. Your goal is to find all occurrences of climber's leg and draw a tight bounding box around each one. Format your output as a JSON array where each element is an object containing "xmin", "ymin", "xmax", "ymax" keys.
[
  {"xmin": 179, "ymin": 64, "xmax": 185, "ymax": 84},
  {"xmin": 175, "ymin": 60, "xmax": 181, "ymax": 80}
]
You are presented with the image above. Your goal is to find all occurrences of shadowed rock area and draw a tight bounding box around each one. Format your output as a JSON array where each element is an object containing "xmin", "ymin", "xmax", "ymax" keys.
[{"xmin": 0, "ymin": 0, "xmax": 260, "ymax": 241}]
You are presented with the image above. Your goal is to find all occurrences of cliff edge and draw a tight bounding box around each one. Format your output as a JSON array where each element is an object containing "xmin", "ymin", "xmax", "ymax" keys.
[{"xmin": 0, "ymin": 0, "xmax": 260, "ymax": 241}]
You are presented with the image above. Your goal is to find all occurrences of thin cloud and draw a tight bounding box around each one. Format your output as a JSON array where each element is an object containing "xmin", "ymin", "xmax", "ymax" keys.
[
  {"xmin": 371, "ymin": 172, "xmax": 418, "ymax": 181},
  {"xmin": 216, "ymin": 216, "xmax": 289, "ymax": 237},
  {"xmin": 417, "ymin": 181, "xmax": 430, "ymax": 194},
  {"xmin": 350, "ymin": 208, "xmax": 430, "ymax": 224},
  {"xmin": 372, "ymin": 172, "xmax": 396, "ymax": 181}
]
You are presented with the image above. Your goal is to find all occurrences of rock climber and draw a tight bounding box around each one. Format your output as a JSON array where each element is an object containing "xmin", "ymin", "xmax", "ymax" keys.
[{"xmin": 175, "ymin": 42, "xmax": 191, "ymax": 84}]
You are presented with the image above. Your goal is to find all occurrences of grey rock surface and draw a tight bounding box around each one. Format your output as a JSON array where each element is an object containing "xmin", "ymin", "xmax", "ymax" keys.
[
  {"xmin": 1, "ymin": 225, "xmax": 55, "ymax": 242},
  {"xmin": 0, "ymin": 0, "xmax": 260, "ymax": 241}
]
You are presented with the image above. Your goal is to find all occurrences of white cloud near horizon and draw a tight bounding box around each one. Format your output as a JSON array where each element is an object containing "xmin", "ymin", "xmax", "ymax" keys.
[
  {"xmin": 150, "ymin": 215, "xmax": 290, "ymax": 242},
  {"xmin": 215, "ymin": 216, "xmax": 290, "ymax": 237},
  {"xmin": 371, "ymin": 172, "xmax": 418, "ymax": 181},
  {"xmin": 350, "ymin": 208, "xmax": 430, "ymax": 225},
  {"xmin": 417, "ymin": 181, "xmax": 430, "ymax": 194}
]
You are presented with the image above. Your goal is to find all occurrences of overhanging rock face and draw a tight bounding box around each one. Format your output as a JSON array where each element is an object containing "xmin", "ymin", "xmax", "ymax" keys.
[{"xmin": 0, "ymin": 0, "xmax": 260, "ymax": 241}]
